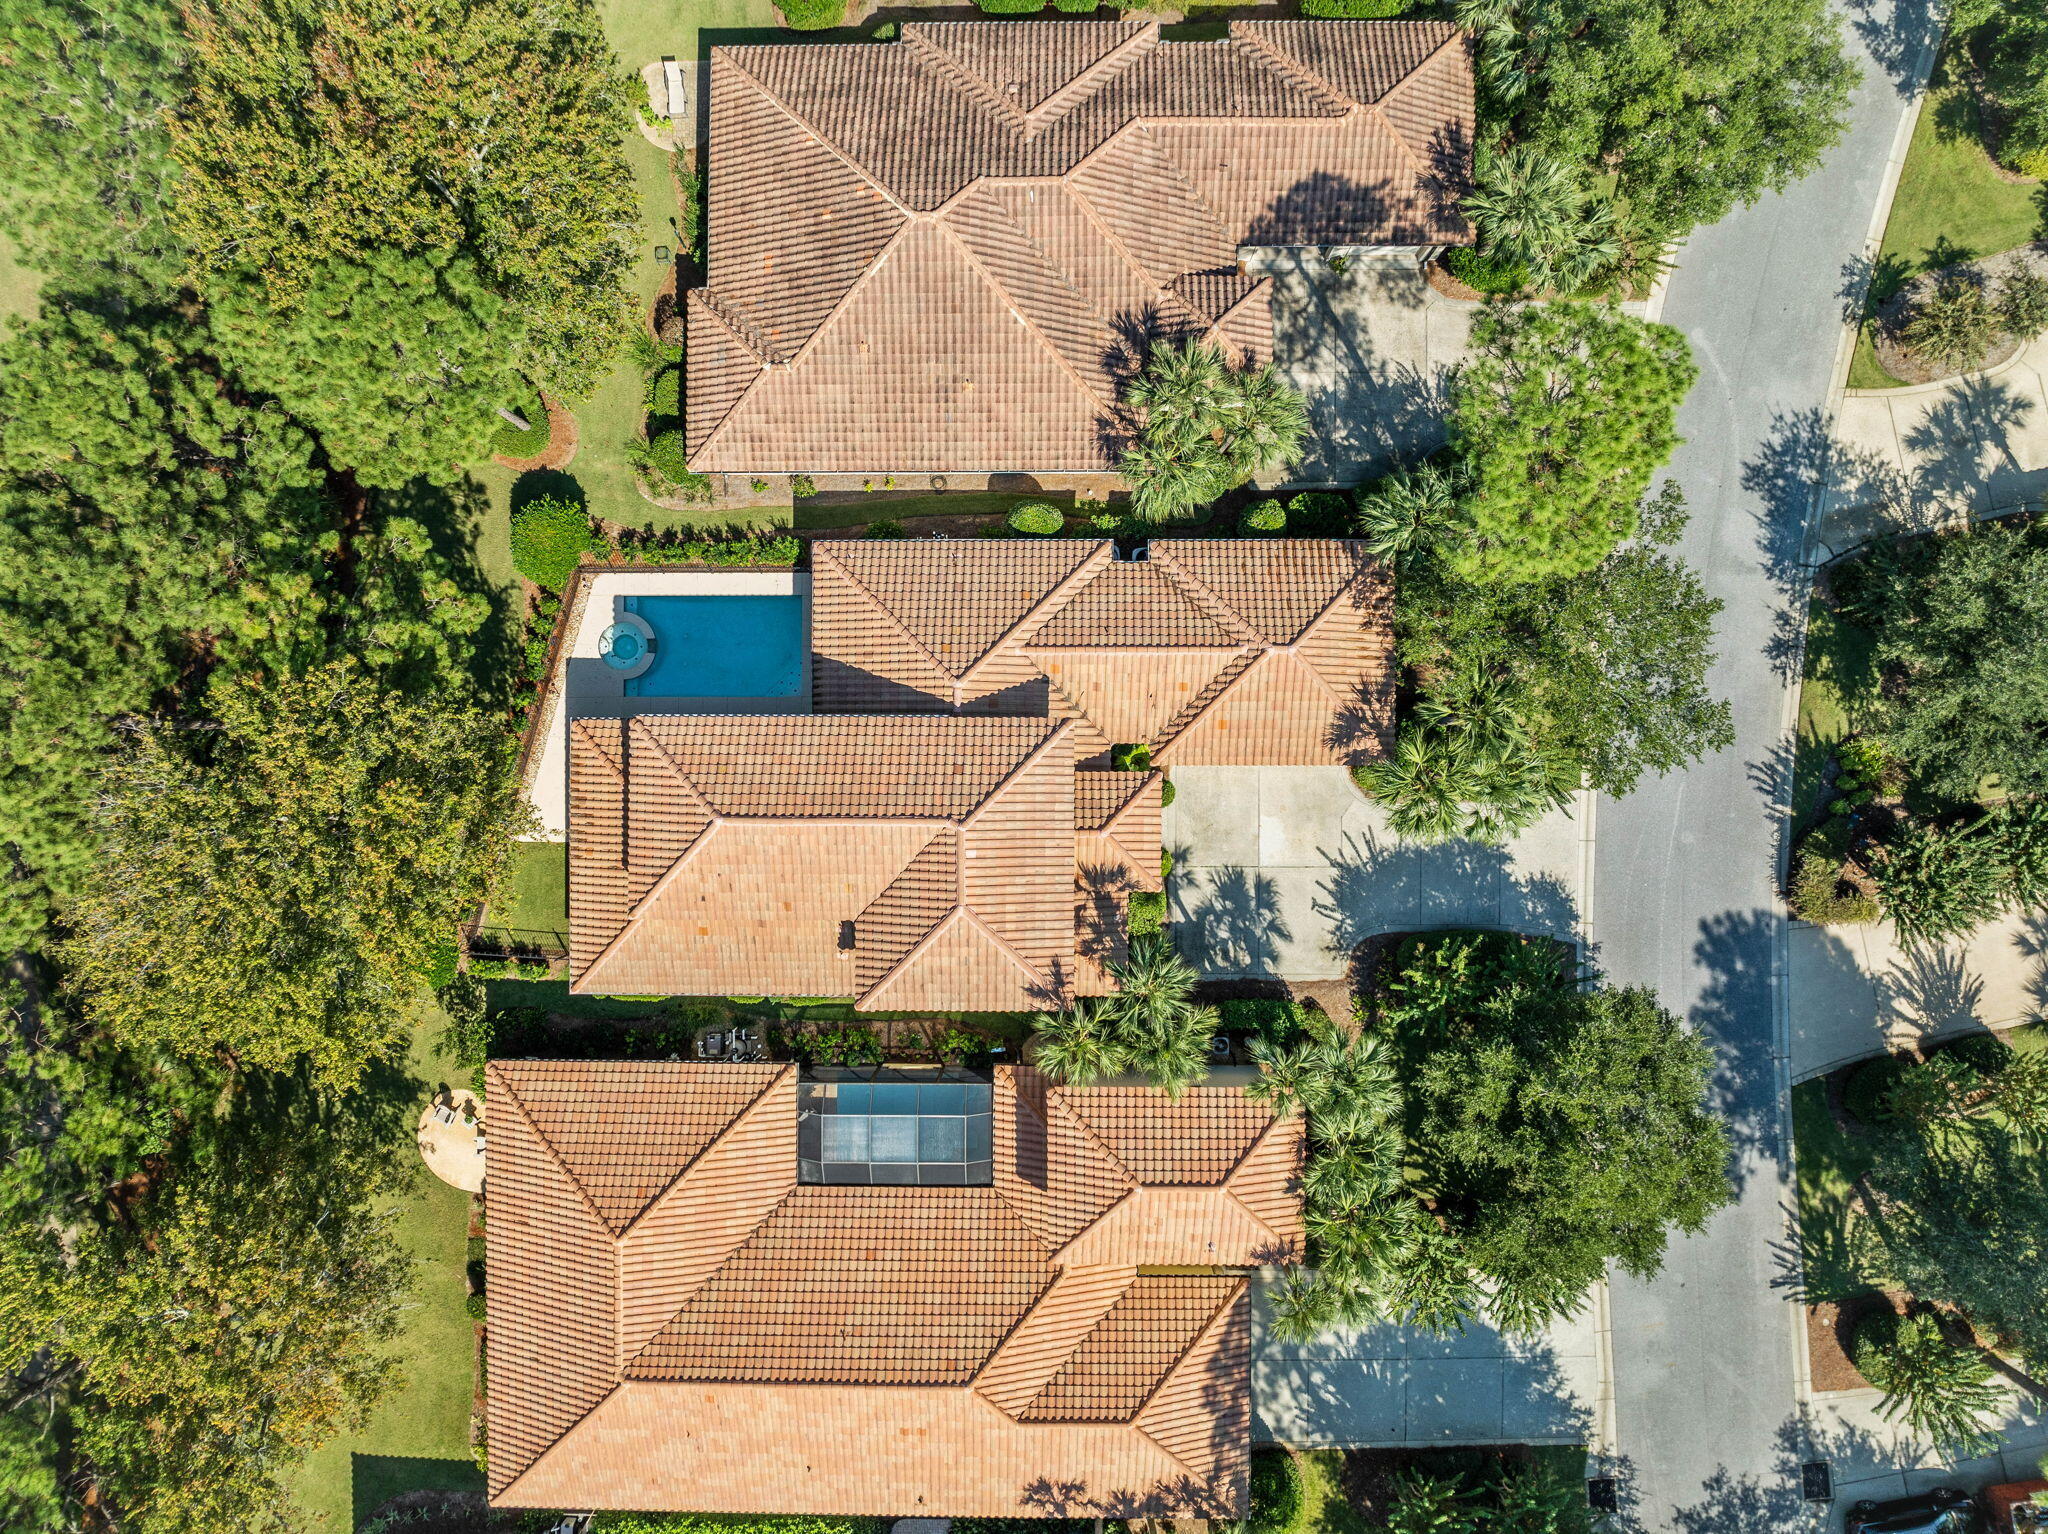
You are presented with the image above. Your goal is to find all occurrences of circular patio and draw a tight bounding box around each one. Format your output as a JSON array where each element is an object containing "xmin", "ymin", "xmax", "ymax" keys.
[{"xmin": 417, "ymin": 1088, "xmax": 486, "ymax": 1193}]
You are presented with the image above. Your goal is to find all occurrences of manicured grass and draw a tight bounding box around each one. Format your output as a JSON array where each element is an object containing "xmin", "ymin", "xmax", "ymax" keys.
[
  {"xmin": 480, "ymin": 840, "xmax": 568, "ymax": 947},
  {"xmin": 600, "ymin": 0, "xmax": 780, "ymax": 67},
  {"xmin": 1851, "ymin": 41, "xmax": 2045, "ymax": 389},
  {"xmin": 1296, "ymin": 1451, "xmax": 1380, "ymax": 1534},
  {"xmin": 288, "ymin": 1016, "xmax": 481, "ymax": 1531},
  {"xmin": 1791, "ymin": 1079, "xmax": 1876, "ymax": 1303},
  {"xmin": 1792, "ymin": 588, "xmax": 1879, "ymax": 823},
  {"xmin": 795, "ymin": 490, "xmax": 1084, "ymax": 530}
]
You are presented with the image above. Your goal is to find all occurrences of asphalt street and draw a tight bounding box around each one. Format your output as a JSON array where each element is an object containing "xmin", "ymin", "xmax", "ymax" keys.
[{"xmin": 1587, "ymin": 1, "xmax": 1941, "ymax": 1527}]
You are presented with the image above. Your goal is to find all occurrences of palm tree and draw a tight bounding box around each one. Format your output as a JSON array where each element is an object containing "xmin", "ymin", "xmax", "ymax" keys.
[
  {"xmin": 1461, "ymin": 144, "xmax": 1622, "ymax": 294},
  {"xmin": 1029, "ymin": 1003, "xmax": 1124, "ymax": 1087},
  {"xmin": 1120, "ymin": 432, "xmax": 1233, "ymax": 524},
  {"xmin": 1100, "ymin": 936, "xmax": 1213, "ymax": 1097},
  {"xmin": 1122, "ymin": 339, "xmax": 1232, "ymax": 444},
  {"xmin": 1218, "ymin": 362, "xmax": 1311, "ymax": 481},
  {"xmin": 1353, "ymin": 726, "xmax": 1489, "ymax": 844},
  {"xmin": 1118, "ymin": 342, "xmax": 1309, "ymax": 520},
  {"xmin": 1356, "ymin": 461, "xmax": 1459, "ymax": 561}
]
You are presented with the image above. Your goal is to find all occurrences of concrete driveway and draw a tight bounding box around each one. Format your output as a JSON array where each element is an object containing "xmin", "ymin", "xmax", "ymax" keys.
[
  {"xmin": 1253, "ymin": 1279, "xmax": 1608, "ymax": 1450},
  {"xmin": 1789, "ymin": 911, "xmax": 2048, "ymax": 1081},
  {"xmin": 1255, "ymin": 250, "xmax": 1475, "ymax": 486},
  {"xmin": 1163, "ymin": 767, "xmax": 1585, "ymax": 981}
]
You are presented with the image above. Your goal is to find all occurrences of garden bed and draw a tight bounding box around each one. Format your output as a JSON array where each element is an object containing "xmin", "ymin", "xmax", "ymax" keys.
[
  {"xmin": 492, "ymin": 394, "xmax": 579, "ymax": 473},
  {"xmin": 1866, "ymin": 244, "xmax": 2043, "ymax": 386}
]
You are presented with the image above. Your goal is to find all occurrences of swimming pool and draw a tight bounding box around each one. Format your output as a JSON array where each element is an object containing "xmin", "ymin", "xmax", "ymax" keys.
[{"xmin": 621, "ymin": 593, "xmax": 805, "ymax": 698}]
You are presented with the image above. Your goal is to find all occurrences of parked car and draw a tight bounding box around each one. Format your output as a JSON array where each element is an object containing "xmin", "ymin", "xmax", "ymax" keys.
[{"xmin": 1847, "ymin": 1488, "xmax": 1985, "ymax": 1534}]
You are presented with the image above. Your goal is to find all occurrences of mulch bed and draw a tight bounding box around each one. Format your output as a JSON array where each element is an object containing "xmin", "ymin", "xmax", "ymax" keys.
[
  {"xmin": 1808, "ymin": 1291, "xmax": 1911, "ymax": 1393},
  {"xmin": 1868, "ymin": 244, "xmax": 2045, "ymax": 385},
  {"xmin": 1424, "ymin": 258, "xmax": 1486, "ymax": 303},
  {"xmin": 491, "ymin": 394, "xmax": 578, "ymax": 472},
  {"xmin": 361, "ymin": 1489, "xmax": 520, "ymax": 1534}
]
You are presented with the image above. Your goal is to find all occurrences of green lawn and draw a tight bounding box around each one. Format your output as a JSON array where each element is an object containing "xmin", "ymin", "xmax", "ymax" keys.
[
  {"xmin": 288, "ymin": 1014, "xmax": 481, "ymax": 1531},
  {"xmin": 479, "ymin": 840, "xmax": 569, "ymax": 949},
  {"xmin": 1850, "ymin": 40, "xmax": 2045, "ymax": 389},
  {"xmin": 1792, "ymin": 1023, "xmax": 2048, "ymax": 1304},
  {"xmin": 796, "ymin": 490, "xmax": 1085, "ymax": 530},
  {"xmin": 1792, "ymin": 587, "xmax": 1879, "ymax": 823},
  {"xmin": 1293, "ymin": 1447, "xmax": 1590, "ymax": 1534}
]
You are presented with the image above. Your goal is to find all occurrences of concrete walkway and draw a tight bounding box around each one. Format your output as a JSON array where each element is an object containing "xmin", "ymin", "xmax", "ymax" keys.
[
  {"xmin": 1252, "ymin": 1278, "xmax": 1607, "ymax": 1450},
  {"xmin": 1163, "ymin": 767, "xmax": 1584, "ymax": 981},
  {"xmin": 1788, "ymin": 910, "xmax": 2047, "ymax": 1081},
  {"xmin": 1809, "ymin": 1387, "xmax": 2048, "ymax": 1531},
  {"xmin": 1817, "ymin": 332, "xmax": 2048, "ymax": 552}
]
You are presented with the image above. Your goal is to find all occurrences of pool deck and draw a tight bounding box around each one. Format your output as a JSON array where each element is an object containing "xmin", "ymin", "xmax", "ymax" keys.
[{"xmin": 525, "ymin": 570, "xmax": 811, "ymax": 837}]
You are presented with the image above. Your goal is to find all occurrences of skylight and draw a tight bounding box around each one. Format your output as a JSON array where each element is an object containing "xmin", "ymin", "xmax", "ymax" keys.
[{"xmin": 798, "ymin": 1068, "xmax": 994, "ymax": 1186}]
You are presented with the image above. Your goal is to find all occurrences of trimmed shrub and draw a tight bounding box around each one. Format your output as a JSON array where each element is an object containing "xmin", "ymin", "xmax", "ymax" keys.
[
  {"xmin": 647, "ymin": 429, "xmax": 691, "ymax": 483},
  {"xmin": 976, "ymin": 0, "xmax": 1044, "ymax": 11},
  {"xmin": 466, "ymin": 1235, "xmax": 487, "ymax": 1263},
  {"xmin": 862, "ymin": 519, "xmax": 907, "ymax": 539},
  {"xmin": 1788, "ymin": 819, "xmax": 1877, "ymax": 925},
  {"xmin": 608, "ymin": 534, "xmax": 802, "ymax": 569},
  {"xmin": 1219, "ymin": 997, "xmax": 1314, "ymax": 1048},
  {"xmin": 2002, "ymin": 269, "xmax": 2048, "ymax": 344},
  {"xmin": 1443, "ymin": 245, "xmax": 1527, "ymax": 295},
  {"xmin": 1241, "ymin": 1447, "xmax": 1305, "ymax": 1534},
  {"xmin": 1008, "ymin": 501, "xmax": 1065, "ymax": 535},
  {"xmin": 775, "ymin": 0, "xmax": 845, "ymax": 27},
  {"xmin": 1053, "ymin": 0, "xmax": 1097, "ymax": 10},
  {"xmin": 790, "ymin": 474, "xmax": 818, "ymax": 498},
  {"xmin": 647, "ymin": 365, "xmax": 681, "ymax": 420},
  {"xmin": 490, "ymin": 389, "xmax": 551, "ymax": 458},
  {"xmin": 465, "ymin": 1293, "xmax": 487, "ymax": 1322},
  {"xmin": 1110, "ymin": 742, "xmax": 1154, "ymax": 771},
  {"xmin": 1938, "ymin": 1030, "xmax": 2015, "ymax": 1079},
  {"xmin": 1241, "ymin": 500, "xmax": 1287, "ymax": 534},
  {"xmin": 1303, "ymin": 0, "xmax": 1410, "ymax": 13},
  {"xmin": 1844, "ymin": 1052, "xmax": 1917, "ymax": 1127},
  {"xmin": 1160, "ymin": 776, "xmax": 1176, "ymax": 808},
  {"xmin": 509, "ymin": 494, "xmax": 593, "ymax": 591},
  {"xmin": 1127, "ymin": 889, "xmax": 1165, "ymax": 939},
  {"xmin": 1286, "ymin": 489, "xmax": 1354, "ymax": 535}
]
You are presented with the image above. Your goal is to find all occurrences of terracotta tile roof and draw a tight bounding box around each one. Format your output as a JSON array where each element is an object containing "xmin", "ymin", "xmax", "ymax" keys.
[
  {"xmin": 568, "ymin": 715, "xmax": 1092, "ymax": 1007},
  {"xmin": 628, "ymin": 1187, "xmax": 1053, "ymax": 1385},
  {"xmin": 490, "ymin": 1061, "xmax": 787, "ymax": 1232},
  {"xmin": 1020, "ymin": 1274, "xmax": 1242, "ymax": 1421},
  {"xmin": 687, "ymin": 20, "xmax": 1473, "ymax": 472},
  {"xmin": 1064, "ymin": 1086, "xmax": 1276, "ymax": 1184},
  {"xmin": 810, "ymin": 538, "xmax": 1394, "ymax": 766},
  {"xmin": 487, "ymin": 1062, "xmax": 1297, "ymax": 1515}
]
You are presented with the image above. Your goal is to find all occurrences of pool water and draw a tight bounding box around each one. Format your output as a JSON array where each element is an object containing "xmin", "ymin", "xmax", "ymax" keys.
[{"xmin": 622, "ymin": 593, "xmax": 805, "ymax": 698}]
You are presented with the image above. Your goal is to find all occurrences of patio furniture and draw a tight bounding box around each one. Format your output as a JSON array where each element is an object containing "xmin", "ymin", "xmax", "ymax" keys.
[{"xmin": 432, "ymin": 1101, "xmax": 458, "ymax": 1128}]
